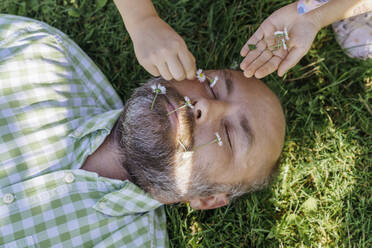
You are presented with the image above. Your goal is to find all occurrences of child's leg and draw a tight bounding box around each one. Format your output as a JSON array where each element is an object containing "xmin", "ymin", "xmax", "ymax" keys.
[{"xmin": 298, "ymin": 0, "xmax": 372, "ymax": 60}]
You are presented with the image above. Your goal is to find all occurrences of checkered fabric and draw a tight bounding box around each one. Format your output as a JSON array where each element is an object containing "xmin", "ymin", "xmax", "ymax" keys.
[{"xmin": 0, "ymin": 14, "xmax": 168, "ymax": 248}]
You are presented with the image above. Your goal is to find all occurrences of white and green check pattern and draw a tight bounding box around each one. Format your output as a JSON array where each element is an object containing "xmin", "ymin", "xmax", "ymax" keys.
[{"xmin": 0, "ymin": 14, "xmax": 168, "ymax": 248}]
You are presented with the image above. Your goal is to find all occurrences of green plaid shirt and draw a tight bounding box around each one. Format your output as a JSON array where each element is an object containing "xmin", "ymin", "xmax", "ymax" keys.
[{"xmin": 0, "ymin": 14, "xmax": 168, "ymax": 248}]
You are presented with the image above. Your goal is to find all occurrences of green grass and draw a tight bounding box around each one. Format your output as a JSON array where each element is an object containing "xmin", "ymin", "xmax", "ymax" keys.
[{"xmin": 1, "ymin": 0, "xmax": 371, "ymax": 247}]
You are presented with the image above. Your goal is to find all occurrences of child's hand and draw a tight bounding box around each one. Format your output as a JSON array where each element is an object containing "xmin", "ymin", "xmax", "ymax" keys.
[
  {"xmin": 131, "ymin": 16, "xmax": 196, "ymax": 81},
  {"xmin": 240, "ymin": 2, "xmax": 321, "ymax": 78}
]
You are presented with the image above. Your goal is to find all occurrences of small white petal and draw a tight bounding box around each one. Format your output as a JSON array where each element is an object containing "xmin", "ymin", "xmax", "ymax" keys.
[
  {"xmin": 210, "ymin": 76, "xmax": 219, "ymax": 88},
  {"xmin": 215, "ymin": 132, "xmax": 223, "ymax": 146},
  {"xmin": 281, "ymin": 39, "xmax": 287, "ymax": 50},
  {"xmin": 159, "ymin": 85, "xmax": 166, "ymax": 94},
  {"xmin": 284, "ymin": 27, "xmax": 289, "ymax": 40},
  {"xmin": 274, "ymin": 31, "xmax": 284, "ymax": 36}
]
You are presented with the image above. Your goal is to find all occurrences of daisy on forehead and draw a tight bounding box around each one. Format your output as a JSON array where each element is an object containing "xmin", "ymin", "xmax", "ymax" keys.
[
  {"xmin": 196, "ymin": 69, "xmax": 219, "ymax": 88},
  {"xmin": 191, "ymin": 132, "xmax": 223, "ymax": 152},
  {"xmin": 177, "ymin": 132, "xmax": 223, "ymax": 153},
  {"xmin": 150, "ymin": 83, "xmax": 166, "ymax": 110}
]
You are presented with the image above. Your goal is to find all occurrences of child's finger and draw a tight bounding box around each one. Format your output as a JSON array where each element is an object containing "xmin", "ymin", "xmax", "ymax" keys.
[
  {"xmin": 166, "ymin": 56, "xmax": 185, "ymax": 81},
  {"xmin": 178, "ymin": 50, "xmax": 196, "ymax": 80},
  {"xmin": 240, "ymin": 40, "xmax": 266, "ymax": 70},
  {"xmin": 143, "ymin": 64, "xmax": 161, "ymax": 77},
  {"xmin": 254, "ymin": 55, "xmax": 282, "ymax": 79},
  {"xmin": 243, "ymin": 49, "xmax": 273, "ymax": 78},
  {"xmin": 272, "ymin": 47, "xmax": 287, "ymax": 60},
  {"xmin": 240, "ymin": 28, "xmax": 264, "ymax": 57},
  {"xmin": 277, "ymin": 47, "xmax": 305, "ymax": 77},
  {"xmin": 156, "ymin": 62, "xmax": 173, "ymax": 80}
]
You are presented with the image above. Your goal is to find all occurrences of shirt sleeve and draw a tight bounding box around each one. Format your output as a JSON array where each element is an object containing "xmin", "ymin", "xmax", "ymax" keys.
[{"xmin": 297, "ymin": 0, "xmax": 330, "ymax": 14}]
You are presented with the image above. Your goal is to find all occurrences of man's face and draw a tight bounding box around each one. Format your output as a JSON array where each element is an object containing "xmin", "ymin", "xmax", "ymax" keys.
[
  {"xmin": 167, "ymin": 70, "xmax": 285, "ymax": 192},
  {"xmin": 120, "ymin": 69, "xmax": 285, "ymax": 208}
]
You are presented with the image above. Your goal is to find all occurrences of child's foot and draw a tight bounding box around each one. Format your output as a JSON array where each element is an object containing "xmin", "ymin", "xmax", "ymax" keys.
[{"xmin": 332, "ymin": 12, "xmax": 372, "ymax": 60}]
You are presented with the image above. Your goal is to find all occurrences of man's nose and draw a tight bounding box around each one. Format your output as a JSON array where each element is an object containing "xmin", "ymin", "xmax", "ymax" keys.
[{"xmin": 192, "ymin": 98, "xmax": 228, "ymax": 125}]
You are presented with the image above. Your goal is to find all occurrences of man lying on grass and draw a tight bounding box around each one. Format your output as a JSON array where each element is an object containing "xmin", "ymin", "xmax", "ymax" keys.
[{"xmin": 0, "ymin": 15, "xmax": 285, "ymax": 247}]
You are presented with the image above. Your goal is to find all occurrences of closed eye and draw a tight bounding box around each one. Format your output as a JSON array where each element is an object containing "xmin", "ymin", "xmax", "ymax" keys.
[
  {"xmin": 208, "ymin": 83, "xmax": 217, "ymax": 99},
  {"xmin": 203, "ymin": 78, "xmax": 218, "ymax": 99}
]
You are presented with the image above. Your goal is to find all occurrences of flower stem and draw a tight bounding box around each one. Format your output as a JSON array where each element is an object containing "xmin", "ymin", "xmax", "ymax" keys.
[
  {"xmin": 167, "ymin": 104, "xmax": 187, "ymax": 116},
  {"xmin": 269, "ymin": 43, "xmax": 282, "ymax": 52},
  {"xmin": 193, "ymin": 139, "xmax": 217, "ymax": 151},
  {"xmin": 178, "ymin": 139, "xmax": 188, "ymax": 152},
  {"xmin": 150, "ymin": 93, "xmax": 159, "ymax": 110}
]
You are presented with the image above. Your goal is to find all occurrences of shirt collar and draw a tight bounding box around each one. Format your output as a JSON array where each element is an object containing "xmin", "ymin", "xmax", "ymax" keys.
[
  {"xmin": 93, "ymin": 181, "xmax": 163, "ymax": 216},
  {"xmin": 69, "ymin": 109, "xmax": 122, "ymax": 139}
]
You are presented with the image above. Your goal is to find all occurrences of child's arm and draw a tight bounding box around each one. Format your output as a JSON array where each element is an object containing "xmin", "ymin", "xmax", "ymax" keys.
[
  {"xmin": 309, "ymin": 0, "xmax": 372, "ymax": 28},
  {"xmin": 113, "ymin": 0, "xmax": 196, "ymax": 81},
  {"xmin": 240, "ymin": 0, "xmax": 372, "ymax": 79}
]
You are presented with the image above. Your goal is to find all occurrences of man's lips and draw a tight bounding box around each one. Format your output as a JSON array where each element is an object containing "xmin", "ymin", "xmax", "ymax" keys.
[{"xmin": 164, "ymin": 96, "xmax": 179, "ymax": 132}]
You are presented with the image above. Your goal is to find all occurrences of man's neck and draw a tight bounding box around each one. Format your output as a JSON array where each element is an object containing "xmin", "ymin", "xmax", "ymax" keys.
[{"xmin": 80, "ymin": 128, "xmax": 129, "ymax": 181}]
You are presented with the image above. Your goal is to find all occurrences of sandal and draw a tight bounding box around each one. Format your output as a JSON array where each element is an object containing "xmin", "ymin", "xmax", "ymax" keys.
[{"xmin": 332, "ymin": 12, "xmax": 372, "ymax": 60}]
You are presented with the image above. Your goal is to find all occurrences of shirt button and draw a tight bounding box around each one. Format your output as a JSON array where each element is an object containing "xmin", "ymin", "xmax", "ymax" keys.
[
  {"xmin": 64, "ymin": 173, "xmax": 75, "ymax": 184},
  {"xmin": 99, "ymin": 202, "xmax": 106, "ymax": 209},
  {"xmin": 3, "ymin": 193, "xmax": 15, "ymax": 204}
]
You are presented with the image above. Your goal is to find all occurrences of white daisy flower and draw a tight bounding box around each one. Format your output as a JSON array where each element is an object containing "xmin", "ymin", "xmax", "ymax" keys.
[
  {"xmin": 196, "ymin": 69, "xmax": 206, "ymax": 82},
  {"xmin": 184, "ymin": 96, "xmax": 194, "ymax": 109},
  {"xmin": 150, "ymin": 83, "xmax": 166, "ymax": 110},
  {"xmin": 151, "ymin": 84, "xmax": 166, "ymax": 94}
]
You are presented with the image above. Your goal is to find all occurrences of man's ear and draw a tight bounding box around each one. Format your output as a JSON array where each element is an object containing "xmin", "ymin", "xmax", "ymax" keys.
[{"xmin": 189, "ymin": 193, "xmax": 229, "ymax": 210}]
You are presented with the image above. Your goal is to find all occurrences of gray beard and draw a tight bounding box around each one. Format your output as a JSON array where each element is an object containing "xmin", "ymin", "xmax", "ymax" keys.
[{"xmin": 117, "ymin": 79, "xmax": 193, "ymax": 202}]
